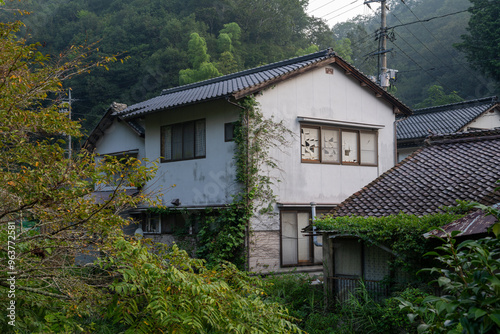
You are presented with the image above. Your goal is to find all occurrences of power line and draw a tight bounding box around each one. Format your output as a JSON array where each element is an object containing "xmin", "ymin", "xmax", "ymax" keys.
[
  {"xmin": 321, "ymin": 0, "xmax": 359, "ymax": 19},
  {"xmin": 326, "ymin": 3, "xmax": 365, "ymax": 22},
  {"xmin": 399, "ymin": 1, "xmax": 480, "ymax": 81},
  {"xmin": 389, "ymin": 12, "xmax": 455, "ymax": 74},
  {"xmin": 389, "ymin": 8, "xmax": 470, "ymax": 30},
  {"xmin": 309, "ymin": 0, "xmax": 340, "ymax": 13}
]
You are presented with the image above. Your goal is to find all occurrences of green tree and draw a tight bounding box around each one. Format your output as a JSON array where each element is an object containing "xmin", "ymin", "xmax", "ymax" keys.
[
  {"xmin": 414, "ymin": 85, "xmax": 463, "ymax": 109},
  {"xmin": 455, "ymin": 0, "xmax": 500, "ymax": 83},
  {"xmin": 0, "ymin": 19, "xmax": 158, "ymax": 331},
  {"xmin": 179, "ymin": 32, "xmax": 221, "ymax": 85}
]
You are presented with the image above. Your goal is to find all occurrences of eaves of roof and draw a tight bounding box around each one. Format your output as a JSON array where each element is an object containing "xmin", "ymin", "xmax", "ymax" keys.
[
  {"xmin": 113, "ymin": 48, "xmax": 412, "ymax": 119},
  {"xmin": 83, "ymin": 102, "xmax": 128, "ymax": 151}
]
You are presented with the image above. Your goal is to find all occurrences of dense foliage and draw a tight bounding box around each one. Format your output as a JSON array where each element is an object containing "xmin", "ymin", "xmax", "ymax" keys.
[
  {"xmin": 399, "ymin": 231, "xmax": 500, "ymax": 333},
  {"xmin": 314, "ymin": 212, "xmax": 464, "ymax": 275},
  {"xmin": 102, "ymin": 239, "xmax": 302, "ymax": 333},
  {"xmin": 263, "ymin": 273, "xmax": 428, "ymax": 334},
  {"xmin": 456, "ymin": 0, "xmax": 500, "ymax": 85}
]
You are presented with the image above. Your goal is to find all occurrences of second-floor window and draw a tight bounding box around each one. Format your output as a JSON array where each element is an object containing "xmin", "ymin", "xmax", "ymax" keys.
[
  {"xmin": 301, "ymin": 125, "xmax": 378, "ymax": 165},
  {"xmin": 161, "ymin": 119, "xmax": 206, "ymax": 162}
]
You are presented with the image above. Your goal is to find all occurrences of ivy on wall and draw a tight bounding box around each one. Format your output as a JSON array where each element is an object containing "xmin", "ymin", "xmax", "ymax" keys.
[
  {"xmin": 197, "ymin": 96, "xmax": 292, "ymax": 269},
  {"xmin": 315, "ymin": 212, "xmax": 466, "ymax": 279},
  {"xmin": 150, "ymin": 96, "xmax": 292, "ymax": 270}
]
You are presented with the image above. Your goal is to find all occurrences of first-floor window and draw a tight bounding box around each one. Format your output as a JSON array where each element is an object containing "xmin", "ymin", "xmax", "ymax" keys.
[
  {"xmin": 144, "ymin": 213, "xmax": 161, "ymax": 234},
  {"xmin": 161, "ymin": 119, "xmax": 206, "ymax": 162},
  {"xmin": 301, "ymin": 125, "xmax": 378, "ymax": 166},
  {"xmin": 281, "ymin": 210, "xmax": 323, "ymax": 266},
  {"xmin": 142, "ymin": 212, "xmax": 200, "ymax": 235}
]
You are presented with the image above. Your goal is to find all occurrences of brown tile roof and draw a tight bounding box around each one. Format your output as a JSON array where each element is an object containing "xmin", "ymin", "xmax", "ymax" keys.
[{"xmin": 333, "ymin": 129, "xmax": 500, "ymax": 217}]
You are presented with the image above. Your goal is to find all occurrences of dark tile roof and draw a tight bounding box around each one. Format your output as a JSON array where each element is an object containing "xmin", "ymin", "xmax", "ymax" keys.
[
  {"xmin": 113, "ymin": 49, "xmax": 411, "ymax": 119},
  {"xmin": 397, "ymin": 97, "xmax": 498, "ymax": 141},
  {"xmin": 333, "ymin": 129, "xmax": 500, "ymax": 217},
  {"xmin": 126, "ymin": 119, "xmax": 145, "ymax": 137}
]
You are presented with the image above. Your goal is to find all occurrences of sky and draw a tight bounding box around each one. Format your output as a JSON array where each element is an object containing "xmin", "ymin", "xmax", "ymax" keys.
[{"xmin": 306, "ymin": 0, "xmax": 381, "ymax": 27}]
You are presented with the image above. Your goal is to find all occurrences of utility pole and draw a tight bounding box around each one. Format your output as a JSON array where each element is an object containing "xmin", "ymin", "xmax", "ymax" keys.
[
  {"xmin": 61, "ymin": 89, "xmax": 75, "ymax": 158},
  {"xmin": 364, "ymin": 0, "xmax": 393, "ymax": 89},
  {"xmin": 68, "ymin": 89, "xmax": 72, "ymax": 158},
  {"xmin": 380, "ymin": 0, "xmax": 388, "ymax": 89}
]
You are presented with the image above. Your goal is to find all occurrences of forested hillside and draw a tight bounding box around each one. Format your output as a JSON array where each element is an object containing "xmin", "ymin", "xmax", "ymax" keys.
[
  {"xmin": 1, "ymin": 0, "xmax": 498, "ymax": 133},
  {"xmin": 333, "ymin": 0, "xmax": 498, "ymax": 107},
  {"xmin": 0, "ymin": 0, "xmax": 336, "ymax": 133}
]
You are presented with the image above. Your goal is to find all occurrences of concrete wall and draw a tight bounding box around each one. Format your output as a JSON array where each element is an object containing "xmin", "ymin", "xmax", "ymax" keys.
[{"xmin": 143, "ymin": 100, "xmax": 240, "ymax": 207}]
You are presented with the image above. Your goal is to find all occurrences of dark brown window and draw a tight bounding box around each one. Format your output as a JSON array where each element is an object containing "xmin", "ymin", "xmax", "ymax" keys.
[
  {"xmin": 301, "ymin": 125, "xmax": 377, "ymax": 166},
  {"xmin": 224, "ymin": 122, "xmax": 237, "ymax": 142},
  {"xmin": 142, "ymin": 212, "xmax": 188, "ymax": 234},
  {"xmin": 161, "ymin": 119, "xmax": 206, "ymax": 162}
]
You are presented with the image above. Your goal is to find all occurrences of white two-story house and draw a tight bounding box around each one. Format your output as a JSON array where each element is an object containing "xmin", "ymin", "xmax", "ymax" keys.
[{"xmin": 84, "ymin": 49, "xmax": 411, "ymax": 273}]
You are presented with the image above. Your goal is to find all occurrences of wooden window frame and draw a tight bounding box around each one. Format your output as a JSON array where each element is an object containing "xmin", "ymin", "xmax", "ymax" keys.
[
  {"xmin": 300, "ymin": 125, "xmax": 378, "ymax": 166},
  {"xmin": 160, "ymin": 119, "xmax": 206, "ymax": 163}
]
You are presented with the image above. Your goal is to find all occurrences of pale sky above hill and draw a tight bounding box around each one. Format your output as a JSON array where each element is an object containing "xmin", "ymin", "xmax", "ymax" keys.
[{"xmin": 306, "ymin": 0, "xmax": 381, "ymax": 26}]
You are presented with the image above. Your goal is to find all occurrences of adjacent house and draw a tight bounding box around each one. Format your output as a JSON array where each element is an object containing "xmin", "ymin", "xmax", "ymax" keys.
[
  {"xmin": 319, "ymin": 129, "xmax": 500, "ymax": 298},
  {"xmin": 397, "ymin": 96, "xmax": 500, "ymax": 161},
  {"xmin": 84, "ymin": 49, "xmax": 411, "ymax": 273}
]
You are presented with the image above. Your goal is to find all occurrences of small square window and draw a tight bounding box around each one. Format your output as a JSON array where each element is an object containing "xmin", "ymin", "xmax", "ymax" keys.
[
  {"xmin": 224, "ymin": 122, "xmax": 237, "ymax": 142},
  {"xmin": 144, "ymin": 213, "xmax": 161, "ymax": 234}
]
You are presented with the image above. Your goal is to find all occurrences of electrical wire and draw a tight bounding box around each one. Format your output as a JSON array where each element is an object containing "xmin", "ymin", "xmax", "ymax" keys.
[
  {"xmin": 309, "ymin": 0, "xmax": 340, "ymax": 13},
  {"xmin": 389, "ymin": 8, "xmax": 470, "ymax": 30},
  {"xmin": 399, "ymin": 1, "xmax": 480, "ymax": 81}
]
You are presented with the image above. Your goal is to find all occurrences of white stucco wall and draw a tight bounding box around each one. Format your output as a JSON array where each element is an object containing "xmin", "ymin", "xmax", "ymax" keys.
[
  {"xmin": 464, "ymin": 108, "xmax": 500, "ymax": 130},
  {"xmin": 144, "ymin": 100, "xmax": 240, "ymax": 207},
  {"xmin": 252, "ymin": 64, "xmax": 396, "ymax": 229},
  {"xmin": 95, "ymin": 118, "xmax": 145, "ymax": 158}
]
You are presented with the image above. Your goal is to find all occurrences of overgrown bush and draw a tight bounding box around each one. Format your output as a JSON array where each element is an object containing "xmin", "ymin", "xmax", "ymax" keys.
[
  {"xmin": 100, "ymin": 238, "xmax": 302, "ymax": 333},
  {"xmin": 398, "ymin": 228, "xmax": 500, "ymax": 333},
  {"xmin": 336, "ymin": 283, "xmax": 425, "ymax": 334},
  {"xmin": 263, "ymin": 273, "xmax": 332, "ymax": 331}
]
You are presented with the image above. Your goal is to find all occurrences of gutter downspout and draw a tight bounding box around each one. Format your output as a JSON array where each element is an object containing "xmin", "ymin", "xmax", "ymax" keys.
[{"xmin": 311, "ymin": 202, "xmax": 322, "ymax": 247}]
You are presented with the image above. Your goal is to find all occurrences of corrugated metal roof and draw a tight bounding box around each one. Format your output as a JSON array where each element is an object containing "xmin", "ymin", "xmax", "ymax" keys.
[
  {"xmin": 114, "ymin": 49, "xmax": 412, "ymax": 119},
  {"xmin": 425, "ymin": 205, "xmax": 498, "ymax": 238},
  {"xmin": 397, "ymin": 97, "xmax": 498, "ymax": 141}
]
